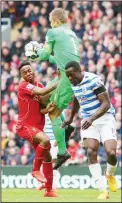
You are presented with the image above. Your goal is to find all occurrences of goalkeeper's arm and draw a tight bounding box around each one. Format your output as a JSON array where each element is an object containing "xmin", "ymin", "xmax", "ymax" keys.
[
  {"xmin": 25, "ymin": 41, "xmax": 56, "ymax": 64},
  {"xmin": 37, "ymin": 43, "xmax": 52, "ymax": 61},
  {"xmin": 37, "ymin": 44, "xmax": 56, "ymax": 64},
  {"xmin": 49, "ymin": 55, "xmax": 56, "ymax": 64}
]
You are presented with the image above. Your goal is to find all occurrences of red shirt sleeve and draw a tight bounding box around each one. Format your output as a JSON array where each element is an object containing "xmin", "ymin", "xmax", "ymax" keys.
[
  {"xmin": 19, "ymin": 81, "xmax": 35, "ymax": 96},
  {"xmin": 38, "ymin": 83, "xmax": 44, "ymax": 88}
]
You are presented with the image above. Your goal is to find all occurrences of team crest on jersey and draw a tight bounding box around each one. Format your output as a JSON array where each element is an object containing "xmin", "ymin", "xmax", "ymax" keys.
[
  {"xmin": 26, "ymin": 84, "xmax": 34, "ymax": 89},
  {"xmin": 82, "ymin": 86, "xmax": 87, "ymax": 94}
]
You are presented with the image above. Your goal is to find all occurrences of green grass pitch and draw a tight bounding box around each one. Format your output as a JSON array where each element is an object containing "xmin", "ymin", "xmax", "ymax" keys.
[{"xmin": 2, "ymin": 189, "xmax": 121, "ymax": 202}]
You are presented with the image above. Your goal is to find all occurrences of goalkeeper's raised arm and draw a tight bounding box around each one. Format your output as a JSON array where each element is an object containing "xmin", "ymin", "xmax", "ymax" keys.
[
  {"xmin": 25, "ymin": 8, "xmax": 80, "ymax": 69},
  {"xmin": 37, "ymin": 29, "xmax": 54, "ymax": 61},
  {"xmin": 25, "ymin": 40, "xmax": 56, "ymax": 64}
]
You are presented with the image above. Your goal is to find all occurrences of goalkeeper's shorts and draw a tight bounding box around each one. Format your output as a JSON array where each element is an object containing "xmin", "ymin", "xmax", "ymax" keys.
[{"xmin": 48, "ymin": 70, "xmax": 73, "ymax": 110}]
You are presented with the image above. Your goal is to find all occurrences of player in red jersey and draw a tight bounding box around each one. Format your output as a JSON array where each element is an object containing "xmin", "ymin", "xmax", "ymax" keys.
[{"xmin": 16, "ymin": 61, "xmax": 58, "ymax": 197}]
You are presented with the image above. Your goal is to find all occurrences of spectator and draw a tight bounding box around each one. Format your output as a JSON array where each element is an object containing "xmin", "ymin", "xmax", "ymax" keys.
[{"xmin": 6, "ymin": 147, "xmax": 21, "ymax": 165}]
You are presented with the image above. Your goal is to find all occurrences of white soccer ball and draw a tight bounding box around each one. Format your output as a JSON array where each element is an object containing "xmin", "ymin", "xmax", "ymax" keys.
[
  {"xmin": 25, "ymin": 41, "xmax": 42, "ymax": 62},
  {"xmin": 25, "ymin": 41, "xmax": 39, "ymax": 52},
  {"xmin": 25, "ymin": 42, "xmax": 33, "ymax": 52}
]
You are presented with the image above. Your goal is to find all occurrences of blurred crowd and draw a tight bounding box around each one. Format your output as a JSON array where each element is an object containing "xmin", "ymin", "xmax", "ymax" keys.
[{"xmin": 1, "ymin": 1, "xmax": 122, "ymax": 167}]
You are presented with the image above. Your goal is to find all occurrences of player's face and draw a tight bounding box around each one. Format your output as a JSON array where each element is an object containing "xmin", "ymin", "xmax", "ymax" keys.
[
  {"xmin": 66, "ymin": 67, "xmax": 82, "ymax": 85},
  {"xmin": 21, "ymin": 65, "xmax": 35, "ymax": 83}
]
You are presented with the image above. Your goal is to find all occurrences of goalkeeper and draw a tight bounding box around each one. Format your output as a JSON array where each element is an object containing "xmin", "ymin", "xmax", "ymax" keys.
[{"xmin": 26, "ymin": 8, "xmax": 80, "ymax": 169}]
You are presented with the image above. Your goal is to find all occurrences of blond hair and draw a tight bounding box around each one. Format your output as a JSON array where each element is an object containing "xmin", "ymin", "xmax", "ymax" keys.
[{"xmin": 50, "ymin": 8, "xmax": 68, "ymax": 24}]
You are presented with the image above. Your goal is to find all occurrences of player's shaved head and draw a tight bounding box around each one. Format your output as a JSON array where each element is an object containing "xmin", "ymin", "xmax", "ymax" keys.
[
  {"xmin": 50, "ymin": 8, "xmax": 68, "ymax": 25},
  {"xmin": 65, "ymin": 61, "xmax": 81, "ymax": 72}
]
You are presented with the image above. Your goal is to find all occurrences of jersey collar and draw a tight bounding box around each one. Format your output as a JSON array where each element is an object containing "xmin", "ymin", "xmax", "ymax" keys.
[
  {"xmin": 77, "ymin": 71, "xmax": 86, "ymax": 86},
  {"xmin": 60, "ymin": 23, "xmax": 68, "ymax": 28}
]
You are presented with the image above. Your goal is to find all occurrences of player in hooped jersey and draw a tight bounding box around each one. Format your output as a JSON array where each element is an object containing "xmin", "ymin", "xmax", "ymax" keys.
[
  {"xmin": 16, "ymin": 61, "xmax": 58, "ymax": 197},
  {"xmin": 25, "ymin": 8, "xmax": 80, "ymax": 169},
  {"xmin": 63, "ymin": 61, "xmax": 118, "ymax": 200}
]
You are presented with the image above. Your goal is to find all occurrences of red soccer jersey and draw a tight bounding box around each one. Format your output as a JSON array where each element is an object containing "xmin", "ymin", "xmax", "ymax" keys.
[{"xmin": 17, "ymin": 80, "xmax": 45, "ymax": 130}]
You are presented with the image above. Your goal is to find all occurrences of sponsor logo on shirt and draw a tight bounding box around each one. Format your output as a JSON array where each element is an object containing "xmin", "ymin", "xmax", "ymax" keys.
[{"xmin": 77, "ymin": 95, "xmax": 87, "ymax": 103}]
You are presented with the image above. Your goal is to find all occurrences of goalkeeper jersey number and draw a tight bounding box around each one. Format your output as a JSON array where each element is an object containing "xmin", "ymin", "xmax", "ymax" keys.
[{"xmin": 46, "ymin": 24, "xmax": 80, "ymax": 70}]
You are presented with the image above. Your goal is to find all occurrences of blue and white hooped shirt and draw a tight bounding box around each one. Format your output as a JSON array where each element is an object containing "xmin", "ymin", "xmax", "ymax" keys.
[{"xmin": 72, "ymin": 72, "xmax": 115, "ymax": 118}]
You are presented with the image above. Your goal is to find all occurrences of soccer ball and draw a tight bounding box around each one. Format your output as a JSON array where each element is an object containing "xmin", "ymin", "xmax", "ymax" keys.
[{"xmin": 25, "ymin": 41, "xmax": 42, "ymax": 62}]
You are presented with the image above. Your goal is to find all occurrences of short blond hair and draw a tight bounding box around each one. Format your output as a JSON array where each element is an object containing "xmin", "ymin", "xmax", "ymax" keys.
[{"xmin": 50, "ymin": 8, "xmax": 68, "ymax": 23}]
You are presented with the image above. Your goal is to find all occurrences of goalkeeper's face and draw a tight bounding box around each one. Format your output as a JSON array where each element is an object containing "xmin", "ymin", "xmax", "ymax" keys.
[{"xmin": 21, "ymin": 65, "xmax": 35, "ymax": 83}]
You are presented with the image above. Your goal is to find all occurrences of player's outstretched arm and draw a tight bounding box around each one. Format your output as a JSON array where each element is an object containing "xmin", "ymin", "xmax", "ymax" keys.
[
  {"xmin": 70, "ymin": 95, "xmax": 80, "ymax": 120},
  {"xmin": 37, "ymin": 29, "xmax": 55, "ymax": 61},
  {"xmin": 37, "ymin": 43, "xmax": 52, "ymax": 61},
  {"xmin": 25, "ymin": 41, "xmax": 56, "ymax": 64},
  {"xmin": 62, "ymin": 95, "xmax": 80, "ymax": 128},
  {"xmin": 39, "ymin": 92, "xmax": 52, "ymax": 105},
  {"xmin": 25, "ymin": 30, "xmax": 56, "ymax": 63},
  {"xmin": 33, "ymin": 82, "xmax": 58, "ymax": 96}
]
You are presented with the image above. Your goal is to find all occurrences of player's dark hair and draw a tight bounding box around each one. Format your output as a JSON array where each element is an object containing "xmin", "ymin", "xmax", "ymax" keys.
[
  {"xmin": 18, "ymin": 61, "xmax": 31, "ymax": 70},
  {"xmin": 65, "ymin": 61, "xmax": 81, "ymax": 71}
]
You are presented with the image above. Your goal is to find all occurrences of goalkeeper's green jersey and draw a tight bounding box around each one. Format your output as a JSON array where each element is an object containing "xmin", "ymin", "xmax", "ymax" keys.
[{"xmin": 38, "ymin": 24, "xmax": 80, "ymax": 70}]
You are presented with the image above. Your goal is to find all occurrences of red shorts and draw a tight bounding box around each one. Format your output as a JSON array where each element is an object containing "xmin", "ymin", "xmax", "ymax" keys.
[{"xmin": 16, "ymin": 125, "xmax": 43, "ymax": 146}]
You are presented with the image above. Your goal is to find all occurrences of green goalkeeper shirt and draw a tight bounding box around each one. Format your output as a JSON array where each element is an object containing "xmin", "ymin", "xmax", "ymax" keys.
[{"xmin": 37, "ymin": 24, "xmax": 80, "ymax": 70}]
